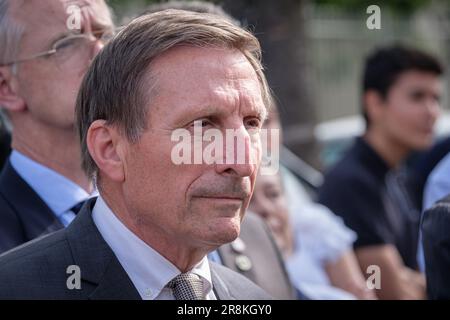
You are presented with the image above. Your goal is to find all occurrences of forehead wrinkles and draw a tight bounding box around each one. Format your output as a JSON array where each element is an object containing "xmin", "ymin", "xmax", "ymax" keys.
[
  {"xmin": 222, "ymin": 55, "xmax": 267, "ymax": 117},
  {"xmin": 209, "ymin": 77, "xmax": 263, "ymax": 111},
  {"xmin": 148, "ymin": 47, "xmax": 264, "ymax": 115},
  {"xmin": 197, "ymin": 53, "xmax": 263, "ymax": 104}
]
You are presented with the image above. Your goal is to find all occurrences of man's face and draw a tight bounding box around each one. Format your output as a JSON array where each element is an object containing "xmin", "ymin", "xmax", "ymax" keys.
[
  {"xmin": 378, "ymin": 70, "xmax": 441, "ymax": 150},
  {"xmin": 121, "ymin": 46, "xmax": 266, "ymax": 250},
  {"xmin": 11, "ymin": 0, "xmax": 113, "ymax": 130}
]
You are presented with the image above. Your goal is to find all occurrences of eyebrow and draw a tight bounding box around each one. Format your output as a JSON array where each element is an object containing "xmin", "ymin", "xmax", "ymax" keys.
[
  {"xmin": 180, "ymin": 103, "xmax": 268, "ymax": 124},
  {"xmin": 47, "ymin": 24, "xmax": 115, "ymax": 49}
]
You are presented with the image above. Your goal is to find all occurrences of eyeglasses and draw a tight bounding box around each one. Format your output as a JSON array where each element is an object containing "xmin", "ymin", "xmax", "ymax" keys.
[{"xmin": 0, "ymin": 29, "xmax": 115, "ymax": 67}]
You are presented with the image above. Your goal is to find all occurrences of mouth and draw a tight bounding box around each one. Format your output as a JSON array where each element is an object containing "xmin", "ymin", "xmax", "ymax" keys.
[{"xmin": 193, "ymin": 196, "xmax": 245, "ymax": 202}]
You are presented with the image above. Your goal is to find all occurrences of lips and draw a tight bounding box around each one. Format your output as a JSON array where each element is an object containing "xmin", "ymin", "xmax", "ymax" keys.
[
  {"xmin": 190, "ymin": 178, "xmax": 251, "ymax": 203},
  {"xmin": 193, "ymin": 195, "xmax": 246, "ymax": 201}
]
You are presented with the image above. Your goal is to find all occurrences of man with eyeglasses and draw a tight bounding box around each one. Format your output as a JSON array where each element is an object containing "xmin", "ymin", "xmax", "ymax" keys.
[{"xmin": 0, "ymin": 0, "xmax": 114, "ymax": 254}]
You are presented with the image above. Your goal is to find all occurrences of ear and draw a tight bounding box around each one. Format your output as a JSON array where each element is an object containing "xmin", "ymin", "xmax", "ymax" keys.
[
  {"xmin": 0, "ymin": 66, "xmax": 26, "ymax": 112},
  {"xmin": 364, "ymin": 90, "xmax": 385, "ymax": 125},
  {"xmin": 86, "ymin": 120, "xmax": 126, "ymax": 182}
]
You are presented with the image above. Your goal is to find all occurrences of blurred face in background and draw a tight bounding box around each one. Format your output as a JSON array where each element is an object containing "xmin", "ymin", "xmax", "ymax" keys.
[
  {"xmin": 249, "ymin": 171, "xmax": 293, "ymax": 257},
  {"xmin": 367, "ymin": 70, "xmax": 441, "ymax": 151}
]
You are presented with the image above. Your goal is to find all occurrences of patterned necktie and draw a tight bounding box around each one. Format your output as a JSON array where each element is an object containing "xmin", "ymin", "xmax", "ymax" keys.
[{"xmin": 167, "ymin": 273, "xmax": 205, "ymax": 300}]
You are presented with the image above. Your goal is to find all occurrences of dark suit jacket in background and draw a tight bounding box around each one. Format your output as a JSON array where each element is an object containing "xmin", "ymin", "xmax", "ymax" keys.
[
  {"xmin": 0, "ymin": 125, "xmax": 10, "ymax": 171},
  {"xmin": 0, "ymin": 161, "xmax": 63, "ymax": 254},
  {"xmin": 422, "ymin": 194, "xmax": 450, "ymax": 299},
  {"xmin": 0, "ymin": 198, "xmax": 271, "ymax": 300}
]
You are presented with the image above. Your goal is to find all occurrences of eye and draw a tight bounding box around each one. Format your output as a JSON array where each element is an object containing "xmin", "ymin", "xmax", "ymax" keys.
[
  {"xmin": 265, "ymin": 188, "xmax": 282, "ymax": 200},
  {"xmin": 245, "ymin": 117, "xmax": 262, "ymax": 129},
  {"xmin": 54, "ymin": 36, "xmax": 81, "ymax": 52},
  {"xmin": 410, "ymin": 90, "xmax": 426, "ymax": 102},
  {"xmin": 189, "ymin": 119, "xmax": 213, "ymax": 130}
]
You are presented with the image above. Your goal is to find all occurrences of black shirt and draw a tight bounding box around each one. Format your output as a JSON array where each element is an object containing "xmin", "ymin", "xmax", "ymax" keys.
[{"xmin": 318, "ymin": 137, "xmax": 420, "ymax": 269}]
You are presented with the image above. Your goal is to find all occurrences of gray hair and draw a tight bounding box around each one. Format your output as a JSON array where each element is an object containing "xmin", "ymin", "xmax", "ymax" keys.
[
  {"xmin": 0, "ymin": 0, "xmax": 24, "ymax": 69},
  {"xmin": 76, "ymin": 9, "xmax": 272, "ymax": 180}
]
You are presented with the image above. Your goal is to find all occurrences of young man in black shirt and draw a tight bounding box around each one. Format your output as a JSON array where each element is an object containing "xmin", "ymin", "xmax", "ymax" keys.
[{"xmin": 318, "ymin": 45, "xmax": 444, "ymax": 299}]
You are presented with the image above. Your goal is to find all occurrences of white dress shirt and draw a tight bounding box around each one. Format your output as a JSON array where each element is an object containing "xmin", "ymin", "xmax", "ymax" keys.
[
  {"xmin": 92, "ymin": 195, "xmax": 216, "ymax": 300},
  {"xmin": 10, "ymin": 150, "xmax": 96, "ymax": 226}
]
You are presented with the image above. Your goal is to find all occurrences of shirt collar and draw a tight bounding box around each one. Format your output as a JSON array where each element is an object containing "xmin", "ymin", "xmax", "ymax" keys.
[
  {"xmin": 92, "ymin": 195, "xmax": 213, "ymax": 300},
  {"xmin": 9, "ymin": 150, "xmax": 95, "ymax": 217}
]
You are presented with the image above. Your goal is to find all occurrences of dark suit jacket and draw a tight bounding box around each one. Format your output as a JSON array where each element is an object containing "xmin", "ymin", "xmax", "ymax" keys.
[
  {"xmin": 217, "ymin": 212, "xmax": 296, "ymax": 299},
  {"xmin": 0, "ymin": 121, "xmax": 10, "ymax": 171},
  {"xmin": 0, "ymin": 161, "xmax": 63, "ymax": 254},
  {"xmin": 422, "ymin": 194, "xmax": 450, "ymax": 299},
  {"xmin": 0, "ymin": 198, "xmax": 271, "ymax": 300}
]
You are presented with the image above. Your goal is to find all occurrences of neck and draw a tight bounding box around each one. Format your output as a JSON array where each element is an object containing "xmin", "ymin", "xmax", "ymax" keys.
[
  {"xmin": 363, "ymin": 128, "xmax": 410, "ymax": 168},
  {"xmin": 101, "ymin": 190, "xmax": 211, "ymax": 272},
  {"xmin": 11, "ymin": 124, "xmax": 92, "ymax": 193}
]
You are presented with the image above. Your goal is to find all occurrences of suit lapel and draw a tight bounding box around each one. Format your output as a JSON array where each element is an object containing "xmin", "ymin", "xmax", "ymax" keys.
[
  {"xmin": 0, "ymin": 161, "xmax": 63, "ymax": 240},
  {"xmin": 88, "ymin": 256, "xmax": 142, "ymax": 300},
  {"xmin": 65, "ymin": 198, "xmax": 141, "ymax": 300},
  {"xmin": 210, "ymin": 262, "xmax": 235, "ymax": 300}
]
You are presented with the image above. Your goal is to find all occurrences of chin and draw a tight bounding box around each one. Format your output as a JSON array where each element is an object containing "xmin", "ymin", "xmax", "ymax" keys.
[{"xmin": 207, "ymin": 217, "xmax": 241, "ymax": 245}]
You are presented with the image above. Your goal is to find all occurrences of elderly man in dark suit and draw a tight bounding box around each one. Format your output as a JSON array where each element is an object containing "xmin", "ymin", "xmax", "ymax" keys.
[
  {"xmin": 0, "ymin": 0, "xmax": 114, "ymax": 253},
  {"xmin": 0, "ymin": 9, "xmax": 272, "ymax": 300}
]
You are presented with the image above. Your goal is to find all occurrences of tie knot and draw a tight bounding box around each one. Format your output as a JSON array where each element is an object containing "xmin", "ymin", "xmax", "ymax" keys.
[{"xmin": 167, "ymin": 273, "xmax": 205, "ymax": 300}]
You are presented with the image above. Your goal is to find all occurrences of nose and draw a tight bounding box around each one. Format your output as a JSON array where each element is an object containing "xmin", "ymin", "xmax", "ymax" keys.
[
  {"xmin": 427, "ymin": 99, "xmax": 441, "ymax": 119},
  {"xmin": 425, "ymin": 97, "xmax": 440, "ymax": 123},
  {"xmin": 214, "ymin": 126, "xmax": 259, "ymax": 178}
]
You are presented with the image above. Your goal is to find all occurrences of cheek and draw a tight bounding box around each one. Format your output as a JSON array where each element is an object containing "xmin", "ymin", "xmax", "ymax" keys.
[
  {"xmin": 128, "ymin": 142, "xmax": 201, "ymax": 209},
  {"xmin": 274, "ymin": 199, "xmax": 288, "ymax": 219},
  {"xmin": 395, "ymin": 107, "xmax": 424, "ymax": 133},
  {"xmin": 390, "ymin": 94, "xmax": 424, "ymax": 123},
  {"xmin": 384, "ymin": 99, "xmax": 416, "ymax": 131},
  {"xmin": 275, "ymin": 195, "xmax": 286, "ymax": 209},
  {"xmin": 21, "ymin": 66, "xmax": 83, "ymax": 115},
  {"xmin": 57, "ymin": 69, "xmax": 85, "ymax": 100}
]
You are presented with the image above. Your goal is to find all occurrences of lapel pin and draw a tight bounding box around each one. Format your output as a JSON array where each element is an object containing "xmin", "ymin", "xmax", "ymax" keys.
[
  {"xmin": 230, "ymin": 237, "xmax": 246, "ymax": 253},
  {"xmin": 235, "ymin": 254, "xmax": 252, "ymax": 272}
]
